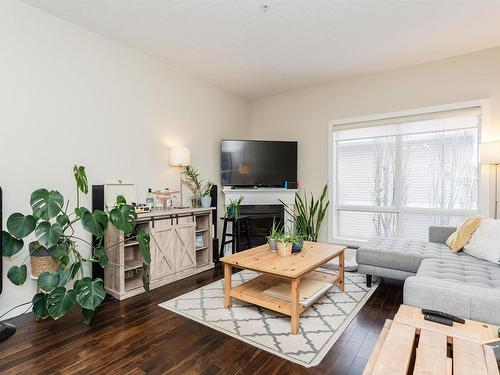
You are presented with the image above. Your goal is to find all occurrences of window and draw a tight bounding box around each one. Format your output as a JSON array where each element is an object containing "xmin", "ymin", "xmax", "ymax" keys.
[{"xmin": 333, "ymin": 107, "xmax": 480, "ymax": 241}]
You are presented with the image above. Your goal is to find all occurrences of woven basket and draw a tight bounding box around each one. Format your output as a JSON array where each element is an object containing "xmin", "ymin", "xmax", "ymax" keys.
[
  {"xmin": 277, "ymin": 242, "xmax": 292, "ymax": 257},
  {"xmin": 30, "ymin": 255, "xmax": 60, "ymax": 277},
  {"xmin": 29, "ymin": 242, "xmax": 60, "ymax": 277}
]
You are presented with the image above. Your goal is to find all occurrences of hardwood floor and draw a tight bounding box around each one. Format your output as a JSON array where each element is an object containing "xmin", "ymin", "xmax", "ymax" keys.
[{"xmin": 0, "ymin": 265, "xmax": 403, "ymax": 375}]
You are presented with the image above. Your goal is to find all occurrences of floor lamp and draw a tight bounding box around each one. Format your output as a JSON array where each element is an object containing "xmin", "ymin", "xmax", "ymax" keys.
[
  {"xmin": 169, "ymin": 146, "xmax": 190, "ymax": 208},
  {"xmin": 480, "ymin": 141, "xmax": 500, "ymax": 219}
]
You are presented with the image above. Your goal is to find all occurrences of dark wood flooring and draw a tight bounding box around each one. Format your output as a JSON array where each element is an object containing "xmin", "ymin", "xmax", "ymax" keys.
[{"xmin": 0, "ymin": 265, "xmax": 403, "ymax": 375}]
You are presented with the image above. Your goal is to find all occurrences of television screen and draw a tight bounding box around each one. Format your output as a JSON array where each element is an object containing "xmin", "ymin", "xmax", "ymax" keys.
[{"xmin": 221, "ymin": 140, "xmax": 297, "ymax": 187}]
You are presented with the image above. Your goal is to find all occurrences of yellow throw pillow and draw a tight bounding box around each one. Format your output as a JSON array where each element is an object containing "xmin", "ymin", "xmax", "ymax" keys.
[{"xmin": 446, "ymin": 215, "xmax": 484, "ymax": 252}]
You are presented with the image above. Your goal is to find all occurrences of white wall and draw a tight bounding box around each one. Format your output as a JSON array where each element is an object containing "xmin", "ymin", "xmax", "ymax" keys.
[
  {"xmin": 250, "ymin": 47, "xmax": 500, "ymax": 240},
  {"xmin": 0, "ymin": 1, "xmax": 250, "ymax": 318}
]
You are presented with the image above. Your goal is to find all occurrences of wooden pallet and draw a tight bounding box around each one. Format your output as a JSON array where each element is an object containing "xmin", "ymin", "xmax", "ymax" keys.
[{"xmin": 364, "ymin": 318, "xmax": 499, "ymax": 375}]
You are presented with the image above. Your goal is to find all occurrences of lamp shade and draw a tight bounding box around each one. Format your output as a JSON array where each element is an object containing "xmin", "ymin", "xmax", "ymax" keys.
[
  {"xmin": 480, "ymin": 141, "xmax": 500, "ymax": 164},
  {"xmin": 169, "ymin": 146, "xmax": 190, "ymax": 166}
]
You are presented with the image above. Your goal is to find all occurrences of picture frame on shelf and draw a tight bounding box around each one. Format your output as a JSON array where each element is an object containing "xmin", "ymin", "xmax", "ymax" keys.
[{"xmin": 196, "ymin": 233, "xmax": 205, "ymax": 248}]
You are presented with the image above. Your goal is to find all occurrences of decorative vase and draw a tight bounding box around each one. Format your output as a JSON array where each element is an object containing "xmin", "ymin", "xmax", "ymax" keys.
[
  {"xmin": 29, "ymin": 242, "xmax": 60, "ymax": 278},
  {"xmin": 292, "ymin": 240, "xmax": 303, "ymax": 253},
  {"xmin": 227, "ymin": 206, "xmax": 236, "ymax": 219},
  {"xmin": 201, "ymin": 196, "xmax": 212, "ymax": 208},
  {"xmin": 277, "ymin": 242, "xmax": 292, "ymax": 256},
  {"xmin": 268, "ymin": 239, "xmax": 277, "ymax": 251},
  {"xmin": 190, "ymin": 197, "xmax": 201, "ymax": 208}
]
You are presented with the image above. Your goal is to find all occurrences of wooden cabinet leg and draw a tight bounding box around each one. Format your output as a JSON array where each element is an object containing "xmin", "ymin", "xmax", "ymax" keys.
[
  {"xmin": 291, "ymin": 278, "xmax": 300, "ymax": 334},
  {"xmin": 224, "ymin": 263, "xmax": 232, "ymax": 309},
  {"xmin": 338, "ymin": 250, "xmax": 345, "ymax": 292}
]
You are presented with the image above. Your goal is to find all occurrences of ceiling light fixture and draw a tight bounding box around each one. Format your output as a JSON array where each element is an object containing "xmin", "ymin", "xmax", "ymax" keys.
[{"xmin": 261, "ymin": 4, "xmax": 270, "ymax": 12}]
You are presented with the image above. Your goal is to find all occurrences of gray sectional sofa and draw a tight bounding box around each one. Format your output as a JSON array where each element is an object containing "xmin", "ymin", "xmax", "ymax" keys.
[{"xmin": 356, "ymin": 226, "xmax": 500, "ymax": 325}]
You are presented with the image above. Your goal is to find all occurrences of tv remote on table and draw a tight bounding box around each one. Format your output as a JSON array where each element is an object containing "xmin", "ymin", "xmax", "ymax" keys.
[
  {"xmin": 424, "ymin": 314, "xmax": 453, "ymax": 326},
  {"xmin": 422, "ymin": 309, "xmax": 465, "ymax": 324}
]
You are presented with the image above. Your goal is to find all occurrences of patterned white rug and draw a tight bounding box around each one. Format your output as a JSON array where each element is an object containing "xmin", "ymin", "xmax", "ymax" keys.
[{"xmin": 159, "ymin": 270, "xmax": 379, "ymax": 368}]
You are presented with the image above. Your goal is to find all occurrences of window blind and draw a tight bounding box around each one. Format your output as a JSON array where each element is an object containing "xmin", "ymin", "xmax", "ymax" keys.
[{"xmin": 333, "ymin": 107, "xmax": 480, "ymax": 241}]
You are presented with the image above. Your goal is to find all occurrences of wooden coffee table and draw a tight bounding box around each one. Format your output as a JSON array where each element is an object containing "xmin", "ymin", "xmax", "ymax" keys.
[{"xmin": 220, "ymin": 241, "xmax": 345, "ymax": 334}]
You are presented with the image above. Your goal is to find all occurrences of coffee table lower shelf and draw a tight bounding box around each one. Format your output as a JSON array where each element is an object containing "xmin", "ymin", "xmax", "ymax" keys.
[{"xmin": 229, "ymin": 271, "xmax": 341, "ymax": 322}]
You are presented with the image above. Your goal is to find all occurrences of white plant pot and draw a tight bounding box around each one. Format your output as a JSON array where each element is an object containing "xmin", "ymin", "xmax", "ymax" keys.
[
  {"xmin": 201, "ymin": 196, "xmax": 212, "ymax": 208},
  {"xmin": 277, "ymin": 242, "xmax": 292, "ymax": 256}
]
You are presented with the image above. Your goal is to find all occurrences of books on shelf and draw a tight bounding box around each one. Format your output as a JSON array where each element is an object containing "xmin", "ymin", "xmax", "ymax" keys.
[{"xmin": 263, "ymin": 278, "xmax": 333, "ymax": 307}]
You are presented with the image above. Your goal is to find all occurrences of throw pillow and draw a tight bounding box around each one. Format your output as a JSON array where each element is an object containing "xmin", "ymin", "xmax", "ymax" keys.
[
  {"xmin": 464, "ymin": 219, "xmax": 500, "ymax": 264},
  {"xmin": 445, "ymin": 215, "xmax": 484, "ymax": 252}
]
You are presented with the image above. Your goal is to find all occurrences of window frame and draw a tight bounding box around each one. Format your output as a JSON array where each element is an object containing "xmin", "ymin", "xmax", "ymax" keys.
[{"xmin": 327, "ymin": 100, "xmax": 492, "ymax": 246}]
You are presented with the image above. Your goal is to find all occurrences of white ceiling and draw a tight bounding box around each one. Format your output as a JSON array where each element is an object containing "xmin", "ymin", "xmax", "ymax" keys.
[{"xmin": 24, "ymin": 0, "xmax": 500, "ymax": 99}]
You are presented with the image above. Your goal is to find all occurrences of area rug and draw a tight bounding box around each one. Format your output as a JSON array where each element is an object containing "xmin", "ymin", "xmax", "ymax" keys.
[{"xmin": 159, "ymin": 270, "xmax": 379, "ymax": 368}]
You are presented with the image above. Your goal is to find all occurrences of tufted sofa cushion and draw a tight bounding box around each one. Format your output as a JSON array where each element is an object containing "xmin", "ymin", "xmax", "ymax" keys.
[
  {"xmin": 356, "ymin": 237, "xmax": 467, "ymax": 273},
  {"xmin": 404, "ymin": 258, "xmax": 500, "ymax": 324},
  {"xmin": 416, "ymin": 257, "xmax": 500, "ymax": 289}
]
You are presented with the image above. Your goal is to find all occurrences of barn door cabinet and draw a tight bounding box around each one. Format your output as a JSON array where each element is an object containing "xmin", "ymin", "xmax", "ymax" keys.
[{"xmin": 104, "ymin": 207, "xmax": 214, "ymax": 300}]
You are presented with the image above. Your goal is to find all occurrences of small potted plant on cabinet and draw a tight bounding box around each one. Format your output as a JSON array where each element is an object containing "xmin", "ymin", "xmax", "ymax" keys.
[
  {"xmin": 182, "ymin": 165, "xmax": 212, "ymax": 208},
  {"xmin": 200, "ymin": 181, "xmax": 213, "ymax": 208}
]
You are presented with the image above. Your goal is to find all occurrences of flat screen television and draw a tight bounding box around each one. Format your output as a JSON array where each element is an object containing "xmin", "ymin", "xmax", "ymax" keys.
[{"xmin": 221, "ymin": 140, "xmax": 298, "ymax": 187}]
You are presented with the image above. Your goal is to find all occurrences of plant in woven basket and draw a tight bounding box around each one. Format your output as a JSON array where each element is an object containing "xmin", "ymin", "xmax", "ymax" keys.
[
  {"xmin": 281, "ymin": 184, "xmax": 329, "ymax": 242},
  {"xmin": 1, "ymin": 165, "xmax": 151, "ymax": 325}
]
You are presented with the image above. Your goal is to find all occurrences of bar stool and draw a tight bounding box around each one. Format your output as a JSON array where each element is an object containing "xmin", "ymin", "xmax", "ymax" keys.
[{"xmin": 219, "ymin": 215, "xmax": 252, "ymax": 258}]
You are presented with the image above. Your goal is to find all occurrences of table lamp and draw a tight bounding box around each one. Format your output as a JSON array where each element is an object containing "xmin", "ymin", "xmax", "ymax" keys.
[
  {"xmin": 480, "ymin": 141, "xmax": 500, "ymax": 218},
  {"xmin": 169, "ymin": 146, "xmax": 190, "ymax": 207}
]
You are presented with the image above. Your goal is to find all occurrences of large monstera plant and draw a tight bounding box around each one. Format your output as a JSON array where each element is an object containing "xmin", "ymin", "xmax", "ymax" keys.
[{"xmin": 1, "ymin": 165, "xmax": 151, "ymax": 324}]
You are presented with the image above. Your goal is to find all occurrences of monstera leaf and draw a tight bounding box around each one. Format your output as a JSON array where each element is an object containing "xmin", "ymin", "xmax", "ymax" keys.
[
  {"xmin": 75, "ymin": 207, "xmax": 88, "ymax": 218},
  {"xmin": 7, "ymin": 213, "xmax": 37, "ymax": 238},
  {"xmin": 94, "ymin": 247, "xmax": 108, "ymax": 267},
  {"xmin": 56, "ymin": 214, "xmax": 70, "ymax": 227},
  {"xmin": 115, "ymin": 195, "xmax": 126, "ymax": 206},
  {"xmin": 55, "ymin": 266, "xmax": 71, "ymax": 288},
  {"xmin": 137, "ymin": 230, "xmax": 151, "ymax": 264},
  {"xmin": 32, "ymin": 293, "xmax": 49, "ymax": 319},
  {"xmin": 75, "ymin": 277, "xmax": 105, "ymax": 311},
  {"xmin": 35, "ymin": 222, "xmax": 63, "ymax": 248},
  {"xmin": 46, "ymin": 287, "xmax": 77, "ymax": 319},
  {"xmin": 38, "ymin": 271, "xmax": 61, "ymax": 293},
  {"xmin": 2, "ymin": 231, "xmax": 24, "ymax": 257},
  {"xmin": 70, "ymin": 262, "xmax": 81, "ymax": 279},
  {"xmin": 73, "ymin": 165, "xmax": 88, "ymax": 194},
  {"xmin": 30, "ymin": 189, "xmax": 64, "ymax": 220},
  {"xmin": 7, "ymin": 265, "xmax": 27, "ymax": 286},
  {"xmin": 81, "ymin": 210, "xmax": 108, "ymax": 238},
  {"xmin": 48, "ymin": 241, "xmax": 69, "ymax": 259},
  {"xmin": 109, "ymin": 204, "xmax": 136, "ymax": 234}
]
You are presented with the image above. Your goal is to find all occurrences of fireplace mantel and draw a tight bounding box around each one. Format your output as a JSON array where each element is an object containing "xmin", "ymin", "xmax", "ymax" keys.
[
  {"xmin": 221, "ymin": 187, "xmax": 297, "ymax": 206},
  {"xmin": 221, "ymin": 187, "xmax": 297, "ymax": 231}
]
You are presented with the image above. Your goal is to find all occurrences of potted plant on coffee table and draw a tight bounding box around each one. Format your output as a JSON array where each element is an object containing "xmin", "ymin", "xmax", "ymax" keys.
[
  {"xmin": 290, "ymin": 232, "xmax": 305, "ymax": 253},
  {"xmin": 276, "ymin": 232, "xmax": 294, "ymax": 257},
  {"xmin": 267, "ymin": 219, "xmax": 282, "ymax": 251}
]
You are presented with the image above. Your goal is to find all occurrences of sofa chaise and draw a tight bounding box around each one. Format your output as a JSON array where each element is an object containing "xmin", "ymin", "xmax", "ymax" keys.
[{"xmin": 356, "ymin": 226, "xmax": 500, "ymax": 325}]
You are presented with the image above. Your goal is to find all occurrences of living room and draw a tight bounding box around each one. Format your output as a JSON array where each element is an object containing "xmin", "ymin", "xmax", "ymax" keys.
[{"xmin": 1, "ymin": 1, "xmax": 500, "ymax": 374}]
